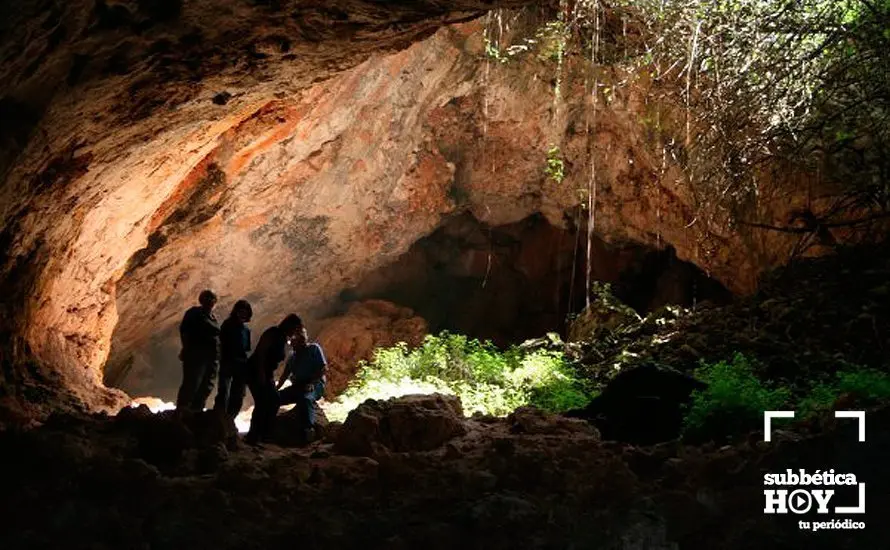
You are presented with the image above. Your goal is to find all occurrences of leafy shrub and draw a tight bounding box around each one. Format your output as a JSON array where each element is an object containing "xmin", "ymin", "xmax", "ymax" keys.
[
  {"xmin": 323, "ymin": 332, "xmax": 593, "ymax": 422},
  {"xmin": 544, "ymin": 145, "xmax": 565, "ymax": 184},
  {"xmin": 799, "ymin": 366, "xmax": 890, "ymax": 418},
  {"xmin": 682, "ymin": 354, "xmax": 890, "ymax": 441},
  {"xmin": 797, "ymin": 381, "xmax": 838, "ymax": 419},
  {"xmin": 682, "ymin": 353, "xmax": 790, "ymax": 441},
  {"xmin": 837, "ymin": 367, "xmax": 890, "ymax": 400}
]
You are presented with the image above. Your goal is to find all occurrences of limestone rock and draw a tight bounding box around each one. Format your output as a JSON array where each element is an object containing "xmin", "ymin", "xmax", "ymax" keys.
[
  {"xmin": 115, "ymin": 409, "xmax": 194, "ymax": 469},
  {"xmin": 114, "ymin": 407, "xmax": 236, "ymax": 469},
  {"xmin": 333, "ymin": 393, "xmax": 467, "ymax": 456},
  {"xmin": 269, "ymin": 402, "xmax": 330, "ymax": 447},
  {"xmin": 316, "ymin": 300, "xmax": 428, "ymax": 396},
  {"xmin": 567, "ymin": 284, "xmax": 641, "ymax": 342},
  {"xmin": 508, "ymin": 406, "xmax": 600, "ymax": 437}
]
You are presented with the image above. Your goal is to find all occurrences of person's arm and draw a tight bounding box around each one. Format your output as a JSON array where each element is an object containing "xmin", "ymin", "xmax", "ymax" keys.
[
  {"xmin": 277, "ymin": 355, "xmax": 293, "ymax": 390},
  {"xmin": 309, "ymin": 344, "xmax": 327, "ymax": 383},
  {"xmin": 178, "ymin": 309, "xmax": 197, "ymax": 359}
]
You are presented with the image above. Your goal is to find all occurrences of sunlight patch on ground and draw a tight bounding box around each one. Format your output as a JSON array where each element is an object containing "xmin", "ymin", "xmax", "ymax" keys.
[
  {"xmin": 321, "ymin": 378, "xmax": 447, "ymax": 422},
  {"xmin": 235, "ymin": 408, "xmax": 252, "ymax": 433},
  {"xmin": 130, "ymin": 396, "xmax": 175, "ymax": 412},
  {"xmin": 130, "ymin": 396, "xmax": 268, "ymax": 434}
]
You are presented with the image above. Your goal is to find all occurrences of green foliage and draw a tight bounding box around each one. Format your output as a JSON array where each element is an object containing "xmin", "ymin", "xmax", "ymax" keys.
[
  {"xmin": 801, "ymin": 366, "xmax": 890, "ymax": 416},
  {"xmin": 838, "ymin": 367, "xmax": 890, "ymax": 397},
  {"xmin": 797, "ymin": 381, "xmax": 838, "ymax": 418},
  {"xmin": 536, "ymin": 20, "xmax": 569, "ymax": 63},
  {"xmin": 482, "ymin": 16, "xmax": 569, "ymax": 65},
  {"xmin": 682, "ymin": 353, "xmax": 890, "ymax": 441},
  {"xmin": 323, "ymin": 332, "xmax": 594, "ymax": 422},
  {"xmin": 483, "ymin": 36, "xmax": 507, "ymax": 63},
  {"xmin": 545, "ymin": 145, "xmax": 566, "ymax": 184},
  {"xmin": 560, "ymin": 0, "xmax": 890, "ymax": 233},
  {"xmin": 682, "ymin": 353, "xmax": 791, "ymax": 441}
]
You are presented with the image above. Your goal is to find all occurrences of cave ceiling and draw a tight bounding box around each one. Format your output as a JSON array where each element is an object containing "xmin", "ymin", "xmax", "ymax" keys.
[{"xmin": 0, "ymin": 0, "xmax": 815, "ymax": 410}]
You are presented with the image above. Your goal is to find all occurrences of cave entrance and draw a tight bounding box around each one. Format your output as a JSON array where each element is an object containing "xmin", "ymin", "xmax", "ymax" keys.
[
  {"xmin": 103, "ymin": 210, "xmax": 731, "ymax": 411},
  {"xmin": 336, "ymin": 212, "xmax": 732, "ymax": 348}
]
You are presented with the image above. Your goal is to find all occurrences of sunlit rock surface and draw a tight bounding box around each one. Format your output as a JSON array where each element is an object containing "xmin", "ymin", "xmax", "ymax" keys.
[
  {"xmin": 0, "ymin": 0, "xmax": 535, "ymax": 415},
  {"xmin": 0, "ymin": 3, "xmax": 873, "ymax": 418},
  {"xmin": 316, "ymin": 300, "xmax": 428, "ymax": 396}
]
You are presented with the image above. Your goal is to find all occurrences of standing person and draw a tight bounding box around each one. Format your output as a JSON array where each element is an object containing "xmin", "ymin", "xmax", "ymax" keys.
[
  {"xmin": 277, "ymin": 325, "xmax": 327, "ymax": 444},
  {"xmin": 213, "ymin": 299, "xmax": 253, "ymax": 418},
  {"xmin": 175, "ymin": 289, "xmax": 221, "ymax": 412},
  {"xmin": 244, "ymin": 313, "xmax": 303, "ymax": 446}
]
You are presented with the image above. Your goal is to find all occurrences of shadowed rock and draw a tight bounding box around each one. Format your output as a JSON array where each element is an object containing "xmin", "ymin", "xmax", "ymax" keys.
[
  {"xmin": 334, "ymin": 393, "xmax": 467, "ymax": 456},
  {"xmin": 566, "ymin": 363, "xmax": 706, "ymax": 445}
]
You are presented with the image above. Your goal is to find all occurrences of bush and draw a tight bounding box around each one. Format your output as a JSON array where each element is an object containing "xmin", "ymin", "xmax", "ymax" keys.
[
  {"xmin": 323, "ymin": 332, "xmax": 594, "ymax": 422},
  {"xmin": 682, "ymin": 353, "xmax": 791, "ymax": 442},
  {"xmin": 682, "ymin": 353, "xmax": 890, "ymax": 442},
  {"xmin": 800, "ymin": 366, "xmax": 890, "ymax": 418},
  {"xmin": 837, "ymin": 367, "xmax": 890, "ymax": 400}
]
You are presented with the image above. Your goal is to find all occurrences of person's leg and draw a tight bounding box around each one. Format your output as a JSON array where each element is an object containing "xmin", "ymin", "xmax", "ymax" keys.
[
  {"xmin": 277, "ymin": 385, "xmax": 302, "ymax": 407},
  {"xmin": 191, "ymin": 360, "xmax": 217, "ymax": 411},
  {"xmin": 254, "ymin": 383, "xmax": 280, "ymax": 442},
  {"xmin": 245, "ymin": 380, "xmax": 265, "ymax": 444},
  {"xmin": 312, "ymin": 378, "xmax": 326, "ymax": 401},
  {"xmin": 175, "ymin": 359, "xmax": 201, "ymax": 411},
  {"xmin": 227, "ymin": 369, "xmax": 247, "ymax": 418},
  {"xmin": 304, "ymin": 396, "xmax": 316, "ymax": 427},
  {"xmin": 213, "ymin": 363, "xmax": 232, "ymax": 413}
]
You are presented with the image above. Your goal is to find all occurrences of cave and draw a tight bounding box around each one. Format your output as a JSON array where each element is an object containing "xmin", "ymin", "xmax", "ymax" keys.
[
  {"xmin": 104, "ymin": 207, "xmax": 731, "ymax": 400},
  {"xmin": 1, "ymin": 1, "xmax": 887, "ymax": 549},
  {"xmin": 342, "ymin": 211, "xmax": 732, "ymax": 345}
]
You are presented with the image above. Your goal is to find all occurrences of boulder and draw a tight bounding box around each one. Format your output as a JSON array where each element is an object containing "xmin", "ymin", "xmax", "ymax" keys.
[
  {"xmin": 565, "ymin": 363, "xmax": 706, "ymax": 445},
  {"xmin": 508, "ymin": 406, "xmax": 600, "ymax": 437},
  {"xmin": 116, "ymin": 408, "xmax": 194, "ymax": 469},
  {"xmin": 114, "ymin": 407, "xmax": 236, "ymax": 469},
  {"xmin": 183, "ymin": 409, "xmax": 239, "ymax": 450},
  {"xmin": 567, "ymin": 284, "xmax": 640, "ymax": 342},
  {"xmin": 316, "ymin": 300, "xmax": 428, "ymax": 396},
  {"xmin": 269, "ymin": 402, "xmax": 330, "ymax": 447},
  {"xmin": 333, "ymin": 394, "xmax": 467, "ymax": 456}
]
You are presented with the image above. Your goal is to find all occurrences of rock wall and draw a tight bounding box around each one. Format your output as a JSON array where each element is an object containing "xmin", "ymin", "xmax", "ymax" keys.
[
  {"xmin": 0, "ymin": 3, "xmax": 857, "ymax": 416},
  {"xmin": 0, "ymin": 1, "xmax": 535, "ymax": 415},
  {"xmin": 316, "ymin": 300, "xmax": 428, "ymax": 396}
]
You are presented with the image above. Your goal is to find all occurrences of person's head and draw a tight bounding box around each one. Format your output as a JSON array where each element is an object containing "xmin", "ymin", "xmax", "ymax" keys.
[
  {"xmin": 230, "ymin": 299, "xmax": 252, "ymax": 323},
  {"xmin": 198, "ymin": 290, "xmax": 218, "ymax": 312},
  {"xmin": 279, "ymin": 313, "xmax": 303, "ymax": 338},
  {"xmin": 291, "ymin": 326, "xmax": 308, "ymax": 348}
]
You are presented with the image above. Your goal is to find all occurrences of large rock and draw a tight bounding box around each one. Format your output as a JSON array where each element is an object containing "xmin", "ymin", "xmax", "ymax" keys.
[
  {"xmin": 316, "ymin": 300, "xmax": 428, "ymax": 396},
  {"xmin": 565, "ymin": 363, "xmax": 706, "ymax": 445},
  {"xmin": 567, "ymin": 284, "xmax": 641, "ymax": 342},
  {"xmin": 269, "ymin": 402, "xmax": 330, "ymax": 447},
  {"xmin": 2, "ymin": 5, "xmax": 842, "ymax": 419},
  {"xmin": 333, "ymin": 393, "xmax": 467, "ymax": 456},
  {"xmin": 114, "ymin": 405, "xmax": 237, "ymax": 470},
  {"xmin": 508, "ymin": 406, "xmax": 600, "ymax": 437}
]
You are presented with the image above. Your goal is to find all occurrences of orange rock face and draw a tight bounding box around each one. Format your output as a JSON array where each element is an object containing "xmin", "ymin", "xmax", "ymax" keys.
[
  {"xmin": 316, "ymin": 300, "xmax": 428, "ymax": 396},
  {"xmin": 0, "ymin": 4, "xmax": 871, "ymax": 417}
]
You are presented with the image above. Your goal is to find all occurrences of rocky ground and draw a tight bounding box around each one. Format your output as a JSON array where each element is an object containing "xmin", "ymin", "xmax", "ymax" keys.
[
  {"xmin": 1, "ymin": 394, "xmax": 887, "ymax": 550},
  {"xmin": 2, "ymin": 243, "xmax": 889, "ymax": 549}
]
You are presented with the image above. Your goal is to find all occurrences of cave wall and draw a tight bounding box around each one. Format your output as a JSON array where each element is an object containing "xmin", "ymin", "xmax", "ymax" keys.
[
  {"xmin": 0, "ymin": 1, "xmax": 535, "ymax": 414},
  {"xmin": 0, "ymin": 3, "xmax": 851, "ymax": 416}
]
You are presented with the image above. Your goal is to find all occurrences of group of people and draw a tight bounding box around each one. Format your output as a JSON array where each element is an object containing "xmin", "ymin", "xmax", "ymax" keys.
[{"xmin": 175, "ymin": 289, "xmax": 328, "ymax": 446}]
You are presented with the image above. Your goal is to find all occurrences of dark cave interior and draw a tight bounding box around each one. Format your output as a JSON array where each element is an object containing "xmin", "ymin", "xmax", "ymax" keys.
[{"xmin": 340, "ymin": 212, "xmax": 733, "ymax": 347}]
